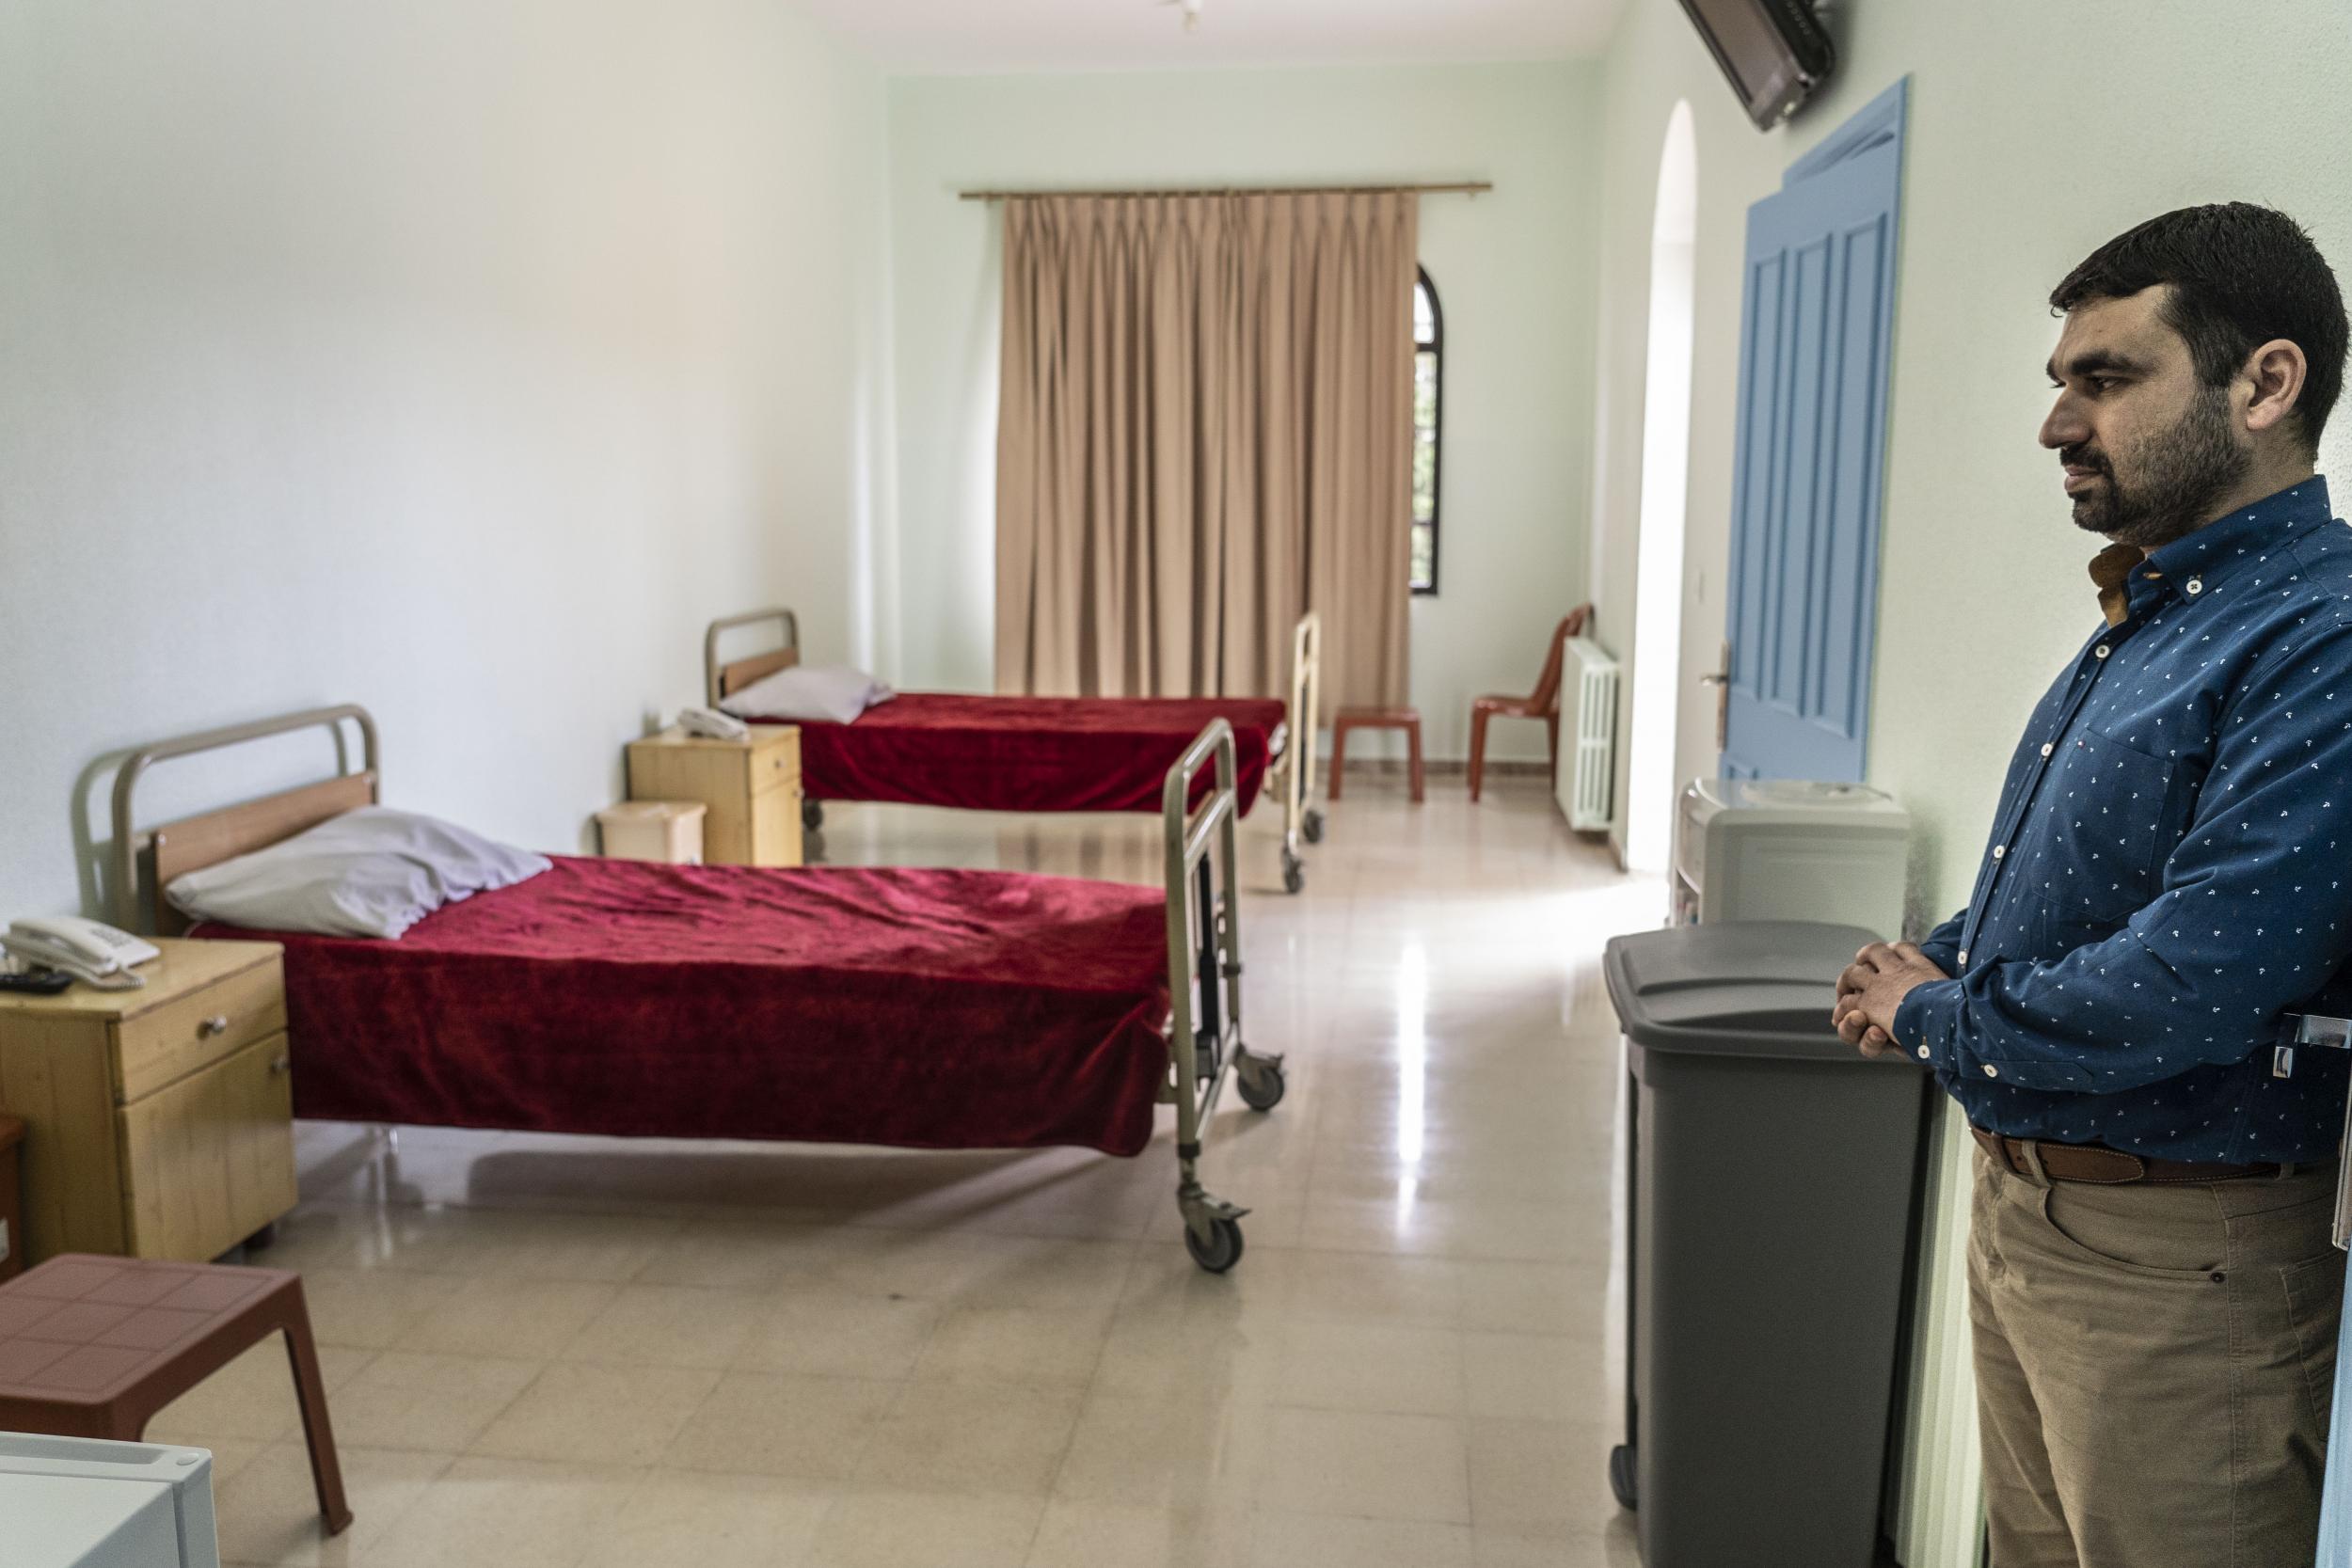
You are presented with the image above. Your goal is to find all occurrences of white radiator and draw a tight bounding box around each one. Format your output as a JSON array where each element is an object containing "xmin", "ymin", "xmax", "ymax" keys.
[
  {"xmin": 1893, "ymin": 1101, "xmax": 1988, "ymax": 1567},
  {"xmin": 1560, "ymin": 636, "xmax": 1620, "ymax": 831}
]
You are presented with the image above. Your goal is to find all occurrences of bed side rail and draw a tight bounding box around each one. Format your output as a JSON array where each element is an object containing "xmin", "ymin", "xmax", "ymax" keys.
[
  {"xmin": 1164, "ymin": 721, "xmax": 1240, "ymax": 882},
  {"xmin": 1278, "ymin": 611, "xmax": 1324, "ymax": 892},
  {"xmin": 1159, "ymin": 721, "xmax": 1285, "ymax": 1272},
  {"xmin": 1289, "ymin": 610, "xmax": 1321, "ymax": 819}
]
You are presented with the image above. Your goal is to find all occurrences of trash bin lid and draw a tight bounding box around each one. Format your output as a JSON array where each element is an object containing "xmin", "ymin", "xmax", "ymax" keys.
[{"xmin": 1604, "ymin": 920, "xmax": 1887, "ymax": 1061}]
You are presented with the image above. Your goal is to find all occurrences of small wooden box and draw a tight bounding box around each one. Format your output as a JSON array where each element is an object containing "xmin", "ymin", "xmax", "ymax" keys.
[
  {"xmin": 596, "ymin": 800, "xmax": 707, "ymax": 864},
  {"xmin": 625, "ymin": 725, "xmax": 803, "ymax": 868}
]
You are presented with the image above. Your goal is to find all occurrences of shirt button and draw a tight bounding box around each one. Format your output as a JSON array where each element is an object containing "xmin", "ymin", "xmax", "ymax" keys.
[
  {"xmin": 2041, "ymin": 742, "xmax": 2055, "ymax": 757},
  {"xmin": 1992, "ymin": 845, "xmax": 2007, "ymax": 861},
  {"xmin": 1915, "ymin": 1045, "xmax": 1931, "ymax": 1060},
  {"xmin": 1958, "ymin": 949, "xmax": 1970, "ymax": 966},
  {"xmin": 2094, "ymin": 645, "xmax": 2112, "ymax": 660},
  {"xmin": 2185, "ymin": 578, "xmax": 2204, "ymax": 595},
  {"xmin": 1982, "ymin": 1064, "xmax": 1999, "ymax": 1078}
]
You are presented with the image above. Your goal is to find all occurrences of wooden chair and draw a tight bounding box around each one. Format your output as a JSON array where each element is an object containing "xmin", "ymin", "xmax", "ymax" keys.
[{"xmin": 1469, "ymin": 606, "xmax": 1592, "ymax": 802}]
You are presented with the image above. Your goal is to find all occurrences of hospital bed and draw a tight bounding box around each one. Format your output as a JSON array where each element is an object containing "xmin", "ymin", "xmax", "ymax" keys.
[
  {"xmin": 109, "ymin": 705, "xmax": 1285, "ymax": 1272},
  {"xmin": 705, "ymin": 609, "xmax": 1327, "ymax": 894}
]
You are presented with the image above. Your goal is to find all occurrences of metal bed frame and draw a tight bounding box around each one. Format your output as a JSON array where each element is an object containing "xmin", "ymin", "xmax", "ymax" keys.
[
  {"xmin": 108, "ymin": 705, "xmax": 1286, "ymax": 1272},
  {"xmin": 1280, "ymin": 611, "xmax": 1327, "ymax": 894},
  {"xmin": 704, "ymin": 606, "xmax": 1327, "ymax": 895}
]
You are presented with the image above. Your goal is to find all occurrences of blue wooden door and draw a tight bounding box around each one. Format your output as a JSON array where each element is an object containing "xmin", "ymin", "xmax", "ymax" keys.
[{"xmin": 1721, "ymin": 80, "xmax": 1908, "ymax": 782}]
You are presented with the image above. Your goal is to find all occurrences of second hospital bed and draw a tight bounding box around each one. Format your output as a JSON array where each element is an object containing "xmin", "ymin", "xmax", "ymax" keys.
[
  {"xmin": 705, "ymin": 608, "xmax": 1327, "ymax": 893},
  {"xmin": 111, "ymin": 705, "xmax": 1286, "ymax": 1272}
]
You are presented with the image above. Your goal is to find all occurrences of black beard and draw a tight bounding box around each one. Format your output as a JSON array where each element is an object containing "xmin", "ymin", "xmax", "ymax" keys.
[{"xmin": 2065, "ymin": 386, "xmax": 2252, "ymax": 550}]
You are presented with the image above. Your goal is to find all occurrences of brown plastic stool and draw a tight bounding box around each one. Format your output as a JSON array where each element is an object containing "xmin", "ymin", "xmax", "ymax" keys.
[
  {"xmin": 0, "ymin": 1255, "xmax": 351, "ymax": 1534},
  {"xmin": 0, "ymin": 1116, "xmax": 22, "ymax": 1284},
  {"xmin": 1329, "ymin": 707, "xmax": 1425, "ymax": 802}
]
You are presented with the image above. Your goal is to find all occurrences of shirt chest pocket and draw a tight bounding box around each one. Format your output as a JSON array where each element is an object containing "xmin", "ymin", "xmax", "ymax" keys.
[{"xmin": 2025, "ymin": 728, "xmax": 2189, "ymax": 927}]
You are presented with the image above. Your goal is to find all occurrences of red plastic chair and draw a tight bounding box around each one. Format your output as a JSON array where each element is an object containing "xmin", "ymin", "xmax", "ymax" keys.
[{"xmin": 1469, "ymin": 606, "xmax": 1592, "ymax": 802}]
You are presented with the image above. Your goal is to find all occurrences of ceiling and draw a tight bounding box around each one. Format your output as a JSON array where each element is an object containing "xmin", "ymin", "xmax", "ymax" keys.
[{"xmin": 800, "ymin": 0, "xmax": 1628, "ymax": 74}]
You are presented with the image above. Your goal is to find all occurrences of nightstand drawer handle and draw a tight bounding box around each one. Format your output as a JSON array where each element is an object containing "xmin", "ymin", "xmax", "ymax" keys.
[
  {"xmin": 198, "ymin": 1015, "xmax": 230, "ymax": 1037},
  {"xmin": 270, "ymin": 1054, "xmax": 292, "ymax": 1075}
]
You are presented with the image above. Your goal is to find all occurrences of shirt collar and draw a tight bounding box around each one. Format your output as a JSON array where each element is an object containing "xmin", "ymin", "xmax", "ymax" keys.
[
  {"xmin": 2089, "ymin": 476, "xmax": 2334, "ymax": 625},
  {"xmin": 2089, "ymin": 542, "xmax": 2141, "ymax": 627},
  {"xmin": 2144, "ymin": 476, "xmax": 2335, "ymax": 590}
]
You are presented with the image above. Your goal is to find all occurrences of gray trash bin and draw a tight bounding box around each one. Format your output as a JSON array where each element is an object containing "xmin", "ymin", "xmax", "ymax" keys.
[{"xmin": 1603, "ymin": 919, "xmax": 1931, "ymax": 1568}]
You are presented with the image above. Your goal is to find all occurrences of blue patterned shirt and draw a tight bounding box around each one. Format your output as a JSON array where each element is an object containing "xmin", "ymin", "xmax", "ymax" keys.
[{"xmin": 1895, "ymin": 477, "xmax": 2352, "ymax": 1163}]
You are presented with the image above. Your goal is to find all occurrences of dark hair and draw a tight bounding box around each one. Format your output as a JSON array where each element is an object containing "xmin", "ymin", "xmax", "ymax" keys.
[{"xmin": 2050, "ymin": 202, "xmax": 2347, "ymax": 456}]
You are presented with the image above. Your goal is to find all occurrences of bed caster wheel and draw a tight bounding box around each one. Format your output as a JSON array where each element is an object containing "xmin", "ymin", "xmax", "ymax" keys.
[
  {"xmin": 1185, "ymin": 1216, "xmax": 1246, "ymax": 1274},
  {"xmin": 1236, "ymin": 1057, "xmax": 1286, "ymax": 1113},
  {"xmin": 802, "ymin": 800, "xmax": 825, "ymax": 832},
  {"xmin": 1303, "ymin": 809, "xmax": 1325, "ymax": 845},
  {"xmin": 1281, "ymin": 852, "xmax": 1305, "ymax": 895}
]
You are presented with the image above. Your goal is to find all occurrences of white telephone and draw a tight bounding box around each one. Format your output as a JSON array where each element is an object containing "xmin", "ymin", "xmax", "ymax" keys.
[
  {"xmin": 3, "ymin": 917, "xmax": 161, "ymax": 990},
  {"xmin": 677, "ymin": 706, "xmax": 751, "ymax": 742}
]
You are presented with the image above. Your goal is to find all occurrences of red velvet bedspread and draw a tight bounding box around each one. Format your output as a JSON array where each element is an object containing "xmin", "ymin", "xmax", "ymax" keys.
[
  {"xmin": 752, "ymin": 694, "xmax": 1286, "ymax": 816},
  {"xmin": 192, "ymin": 857, "xmax": 1172, "ymax": 1156}
]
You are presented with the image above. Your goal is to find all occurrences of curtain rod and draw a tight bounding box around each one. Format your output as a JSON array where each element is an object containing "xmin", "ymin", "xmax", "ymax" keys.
[{"xmin": 958, "ymin": 181, "xmax": 1493, "ymax": 202}]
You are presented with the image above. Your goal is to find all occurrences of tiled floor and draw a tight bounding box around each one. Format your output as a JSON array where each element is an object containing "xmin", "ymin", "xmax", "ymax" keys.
[{"xmin": 149, "ymin": 771, "xmax": 1655, "ymax": 1566}]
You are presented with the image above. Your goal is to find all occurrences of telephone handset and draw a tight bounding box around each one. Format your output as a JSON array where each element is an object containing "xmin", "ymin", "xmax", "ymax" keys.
[
  {"xmin": 2, "ymin": 917, "xmax": 161, "ymax": 990},
  {"xmin": 678, "ymin": 706, "xmax": 751, "ymax": 742}
]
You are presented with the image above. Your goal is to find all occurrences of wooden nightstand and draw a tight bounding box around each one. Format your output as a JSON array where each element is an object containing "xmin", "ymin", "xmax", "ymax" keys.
[
  {"xmin": 625, "ymin": 725, "xmax": 803, "ymax": 867},
  {"xmin": 0, "ymin": 1115, "xmax": 22, "ymax": 1282},
  {"xmin": 0, "ymin": 940, "xmax": 295, "ymax": 1265}
]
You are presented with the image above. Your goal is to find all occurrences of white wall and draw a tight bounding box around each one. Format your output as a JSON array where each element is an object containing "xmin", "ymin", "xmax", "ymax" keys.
[
  {"xmin": 1582, "ymin": 22, "xmax": 1783, "ymax": 863},
  {"xmin": 1588, "ymin": 0, "xmax": 2352, "ymax": 951},
  {"xmin": 885, "ymin": 61, "xmax": 1604, "ymax": 761},
  {"xmin": 0, "ymin": 0, "xmax": 892, "ymax": 918},
  {"xmin": 1834, "ymin": 4, "xmax": 2352, "ymax": 929},
  {"xmin": 1585, "ymin": 1, "xmax": 2352, "ymax": 1559}
]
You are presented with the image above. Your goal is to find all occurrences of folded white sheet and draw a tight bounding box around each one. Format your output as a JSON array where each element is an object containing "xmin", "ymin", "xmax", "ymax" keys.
[
  {"xmin": 719, "ymin": 663, "xmax": 896, "ymax": 725},
  {"xmin": 165, "ymin": 806, "xmax": 551, "ymax": 940}
]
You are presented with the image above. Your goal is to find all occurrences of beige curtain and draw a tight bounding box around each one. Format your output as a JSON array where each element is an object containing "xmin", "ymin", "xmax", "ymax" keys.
[{"xmin": 994, "ymin": 191, "xmax": 1418, "ymax": 707}]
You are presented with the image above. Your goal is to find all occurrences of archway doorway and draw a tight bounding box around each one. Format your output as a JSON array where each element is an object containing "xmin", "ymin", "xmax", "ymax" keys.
[{"xmin": 1625, "ymin": 102, "xmax": 1698, "ymax": 873}]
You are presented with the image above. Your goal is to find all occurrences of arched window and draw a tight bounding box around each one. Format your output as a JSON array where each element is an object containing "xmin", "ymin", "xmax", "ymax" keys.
[{"xmin": 1411, "ymin": 267, "xmax": 1443, "ymax": 594}]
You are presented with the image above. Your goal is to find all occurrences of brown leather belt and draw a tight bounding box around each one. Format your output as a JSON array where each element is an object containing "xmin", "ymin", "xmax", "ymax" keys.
[{"xmin": 1969, "ymin": 1126, "xmax": 2280, "ymax": 1186}]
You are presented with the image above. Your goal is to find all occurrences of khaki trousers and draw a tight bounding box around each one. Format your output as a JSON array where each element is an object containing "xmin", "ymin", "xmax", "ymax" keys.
[{"xmin": 1969, "ymin": 1145, "xmax": 2344, "ymax": 1567}]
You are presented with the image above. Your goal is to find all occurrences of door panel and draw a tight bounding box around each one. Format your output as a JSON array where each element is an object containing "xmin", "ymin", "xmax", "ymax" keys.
[
  {"xmin": 119, "ymin": 1031, "xmax": 295, "ymax": 1261},
  {"xmin": 1722, "ymin": 84, "xmax": 1907, "ymax": 783}
]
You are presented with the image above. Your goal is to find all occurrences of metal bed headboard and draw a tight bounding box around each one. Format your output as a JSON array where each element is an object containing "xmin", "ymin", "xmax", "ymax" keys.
[
  {"xmin": 706, "ymin": 608, "xmax": 801, "ymax": 707},
  {"xmin": 110, "ymin": 705, "xmax": 381, "ymax": 933}
]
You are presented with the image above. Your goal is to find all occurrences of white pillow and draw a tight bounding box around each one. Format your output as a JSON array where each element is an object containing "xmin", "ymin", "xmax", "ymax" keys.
[
  {"xmin": 719, "ymin": 663, "xmax": 896, "ymax": 725},
  {"xmin": 165, "ymin": 806, "xmax": 551, "ymax": 940}
]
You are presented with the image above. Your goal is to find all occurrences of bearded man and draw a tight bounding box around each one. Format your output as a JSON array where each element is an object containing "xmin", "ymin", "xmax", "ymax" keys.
[{"xmin": 1833, "ymin": 203, "xmax": 2352, "ymax": 1566}]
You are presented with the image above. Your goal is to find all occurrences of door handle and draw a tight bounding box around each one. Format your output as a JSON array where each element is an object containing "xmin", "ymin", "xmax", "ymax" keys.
[{"xmin": 1709, "ymin": 640, "xmax": 1733, "ymax": 753}]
